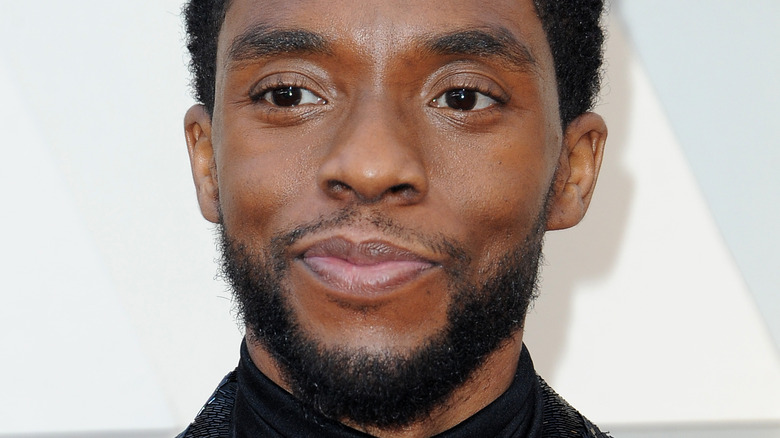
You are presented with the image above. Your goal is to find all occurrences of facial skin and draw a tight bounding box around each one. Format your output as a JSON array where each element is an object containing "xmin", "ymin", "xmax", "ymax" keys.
[{"xmin": 184, "ymin": 0, "xmax": 606, "ymax": 436}]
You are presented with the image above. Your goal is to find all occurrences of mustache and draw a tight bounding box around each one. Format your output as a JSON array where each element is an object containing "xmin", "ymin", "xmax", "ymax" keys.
[{"xmin": 267, "ymin": 207, "xmax": 471, "ymax": 265}]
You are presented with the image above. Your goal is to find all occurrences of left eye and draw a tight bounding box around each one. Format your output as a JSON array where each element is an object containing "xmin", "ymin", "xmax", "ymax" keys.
[
  {"xmin": 261, "ymin": 86, "xmax": 325, "ymax": 107},
  {"xmin": 431, "ymin": 89, "xmax": 496, "ymax": 111}
]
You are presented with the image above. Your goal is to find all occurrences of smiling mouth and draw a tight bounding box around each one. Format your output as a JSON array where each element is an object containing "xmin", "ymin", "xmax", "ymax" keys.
[{"xmin": 299, "ymin": 237, "xmax": 436, "ymax": 297}]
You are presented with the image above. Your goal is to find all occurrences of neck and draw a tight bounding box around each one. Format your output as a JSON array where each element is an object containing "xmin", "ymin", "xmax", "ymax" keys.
[{"xmin": 246, "ymin": 329, "xmax": 525, "ymax": 438}]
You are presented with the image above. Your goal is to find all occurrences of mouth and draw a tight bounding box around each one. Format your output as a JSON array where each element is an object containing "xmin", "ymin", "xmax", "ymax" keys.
[{"xmin": 298, "ymin": 236, "xmax": 437, "ymax": 298}]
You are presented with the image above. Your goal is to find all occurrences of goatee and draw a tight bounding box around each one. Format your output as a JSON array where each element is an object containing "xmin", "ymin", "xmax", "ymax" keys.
[{"xmin": 218, "ymin": 208, "xmax": 545, "ymax": 429}]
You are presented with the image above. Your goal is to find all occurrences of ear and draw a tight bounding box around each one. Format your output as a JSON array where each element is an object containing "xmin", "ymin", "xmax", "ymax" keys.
[
  {"xmin": 184, "ymin": 104, "xmax": 220, "ymax": 223},
  {"xmin": 545, "ymin": 112, "xmax": 607, "ymax": 231}
]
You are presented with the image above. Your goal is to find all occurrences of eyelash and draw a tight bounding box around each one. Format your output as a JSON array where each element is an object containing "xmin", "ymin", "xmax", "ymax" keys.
[
  {"xmin": 246, "ymin": 75, "xmax": 508, "ymax": 114},
  {"xmin": 434, "ymin": 77, "xmax": 509, "ymax": 107},
  {"xmin": 248, "ymin": 76, "xmax": 324, "ymax": 105}
]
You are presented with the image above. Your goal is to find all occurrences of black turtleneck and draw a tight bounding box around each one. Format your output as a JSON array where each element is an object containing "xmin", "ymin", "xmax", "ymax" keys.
[{"xmin": 230, "ymin": 340, "xmax": 543, "ymax": 437}]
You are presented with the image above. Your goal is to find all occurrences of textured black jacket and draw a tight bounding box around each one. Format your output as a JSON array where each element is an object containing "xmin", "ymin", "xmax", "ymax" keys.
[{"xmin": 177, "ymin": 371, "xmax": 611, "ymax": 438}]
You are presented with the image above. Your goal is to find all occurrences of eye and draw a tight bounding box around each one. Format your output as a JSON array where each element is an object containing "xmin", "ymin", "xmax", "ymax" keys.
[
  {"xmin": 431, "ymin": 89, "xmax": 497, "ymax": 111},
  {"xmin": 260, "ymin": 86, "xmax": 326, "ymax": 107}
]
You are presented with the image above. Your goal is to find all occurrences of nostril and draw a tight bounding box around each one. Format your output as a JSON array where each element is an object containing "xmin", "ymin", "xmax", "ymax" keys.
[
  {"xmin": 327, "ymin": 180, "xmax": 351, "ymax": 195},
  {"xmin": 389, "ymin": 183, "xmax": 413, "ymax": 194},
  {"xmin": 388, "ymin": 183, "xmax": 419, "ymax": 200}
]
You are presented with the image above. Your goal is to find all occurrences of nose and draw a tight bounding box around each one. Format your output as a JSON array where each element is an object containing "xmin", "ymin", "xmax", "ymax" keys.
[{"xmin": 317, "ymin": 105, "xmax": 428, "ymax": 205}]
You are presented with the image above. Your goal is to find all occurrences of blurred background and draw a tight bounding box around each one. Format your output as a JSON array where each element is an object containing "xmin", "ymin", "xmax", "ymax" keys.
[{"xmin": 1, "ymin": 1, "xmax": 778, "ymax": 436}]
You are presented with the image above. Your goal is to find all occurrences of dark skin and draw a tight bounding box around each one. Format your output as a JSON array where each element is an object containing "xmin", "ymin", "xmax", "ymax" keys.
[{"xmin": 184, "ymin": 0, "xmax": 606, "ymax": 436}]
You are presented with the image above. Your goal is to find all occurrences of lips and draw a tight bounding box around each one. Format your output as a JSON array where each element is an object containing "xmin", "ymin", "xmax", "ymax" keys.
[{"xmin": 299, "ymin": 237, "xmax": 435, "ymax": 297}]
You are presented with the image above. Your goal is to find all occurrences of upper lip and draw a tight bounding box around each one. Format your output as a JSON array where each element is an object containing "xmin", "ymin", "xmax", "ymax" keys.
[{"xmin": 300, "ymin": 236, "xmax": 435, "ymax": 266}]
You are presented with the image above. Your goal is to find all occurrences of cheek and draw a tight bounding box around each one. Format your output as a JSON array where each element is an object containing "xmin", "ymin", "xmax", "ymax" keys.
[
  {"xmin": 470, "ymin": 165, "xmax": 546, "ymax": 244},
  {"xmin": 429, "ymin": 129, "xmax": 556, "ymax": 258},
  {"xmin": 215, "ymin": 127, "xmax": 317, "ymax": 236}
]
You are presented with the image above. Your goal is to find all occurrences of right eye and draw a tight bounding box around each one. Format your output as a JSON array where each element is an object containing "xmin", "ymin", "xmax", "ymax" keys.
[
  {"xmin": 260, "ymin": 86, "xmax": 326, "ymax": 107},
  {"xmin": 431, "ymin": 88, "xmax": 498, "ymax": 111}
]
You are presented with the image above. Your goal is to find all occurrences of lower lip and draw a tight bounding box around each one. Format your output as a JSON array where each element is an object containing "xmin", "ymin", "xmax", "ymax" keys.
[{"xmin": 301, "ymin": 256, "xmax": 434, "ymax": 297}]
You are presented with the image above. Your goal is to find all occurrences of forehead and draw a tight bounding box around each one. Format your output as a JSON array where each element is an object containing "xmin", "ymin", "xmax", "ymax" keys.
[{"xmin": 217, "ymin": 0, "xmax": 554, "ymax": 77}]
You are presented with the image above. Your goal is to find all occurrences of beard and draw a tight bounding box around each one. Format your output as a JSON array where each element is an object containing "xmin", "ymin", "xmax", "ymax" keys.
[{"xmin": 218, "ymin": 207, "xmax": 545, "ymax": 430}]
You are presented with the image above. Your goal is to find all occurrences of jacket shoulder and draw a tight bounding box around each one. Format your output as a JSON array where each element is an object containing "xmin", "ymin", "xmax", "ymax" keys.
[
  {"xmin": 177, "ymin": 371, "xmax": 238, "ymax": 438},
  {"xmin": 538, "ymin": 376, "xmax": 612, "ymax": 438}
]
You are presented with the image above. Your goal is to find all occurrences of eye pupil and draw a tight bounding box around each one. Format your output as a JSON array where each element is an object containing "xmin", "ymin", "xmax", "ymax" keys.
[
  {"xmin": 271, "ymin": 86, "xmax": 302, "ymax": 107},
  {"xmin": 445, "ymin": 89, "xmax": 477, "ymax": 111}
]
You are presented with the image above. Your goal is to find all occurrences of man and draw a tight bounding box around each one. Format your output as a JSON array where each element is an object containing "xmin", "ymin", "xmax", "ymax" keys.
[{"xmin": 178, "ymin": 0, "xmax": 609, "ymax": 436}]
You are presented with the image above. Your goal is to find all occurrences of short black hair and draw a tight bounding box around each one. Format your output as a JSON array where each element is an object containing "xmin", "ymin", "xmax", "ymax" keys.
[{"xmin": 183, "ymin": 0, "xmax": 605, "ymax": 127}]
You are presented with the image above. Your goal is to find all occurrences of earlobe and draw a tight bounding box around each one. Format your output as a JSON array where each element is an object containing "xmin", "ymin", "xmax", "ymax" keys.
[
  {"xmin": 546, "ymin": 112, "xmax": 607, "ymax": 231},
  {"xmin": 184, "ymin": 104, "xmax": 220, "ymax": 223}
]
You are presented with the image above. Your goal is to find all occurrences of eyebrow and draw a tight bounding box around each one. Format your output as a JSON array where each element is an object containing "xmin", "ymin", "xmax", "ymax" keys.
[
  {"xmin": 225, "ymin": 25, "xmax": 536, "ymax": 73},
  {"xmin": 422, "ymin": 28, "xmax": 538, "ymax": 72},
  {"xmin": 226, "ymin": 26, "xmax": 330, "ymax": 68}
]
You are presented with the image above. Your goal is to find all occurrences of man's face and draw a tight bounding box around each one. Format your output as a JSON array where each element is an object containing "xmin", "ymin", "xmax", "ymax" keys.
[{"xmin": 186, "ymin": 0, "xmax": 603, "ymax": 430}]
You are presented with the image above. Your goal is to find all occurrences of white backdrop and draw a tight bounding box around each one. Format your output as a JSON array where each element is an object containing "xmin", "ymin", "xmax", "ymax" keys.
[{"xmin": 1, "ymin": 1, "xmax": 778, "ymax": 437}]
